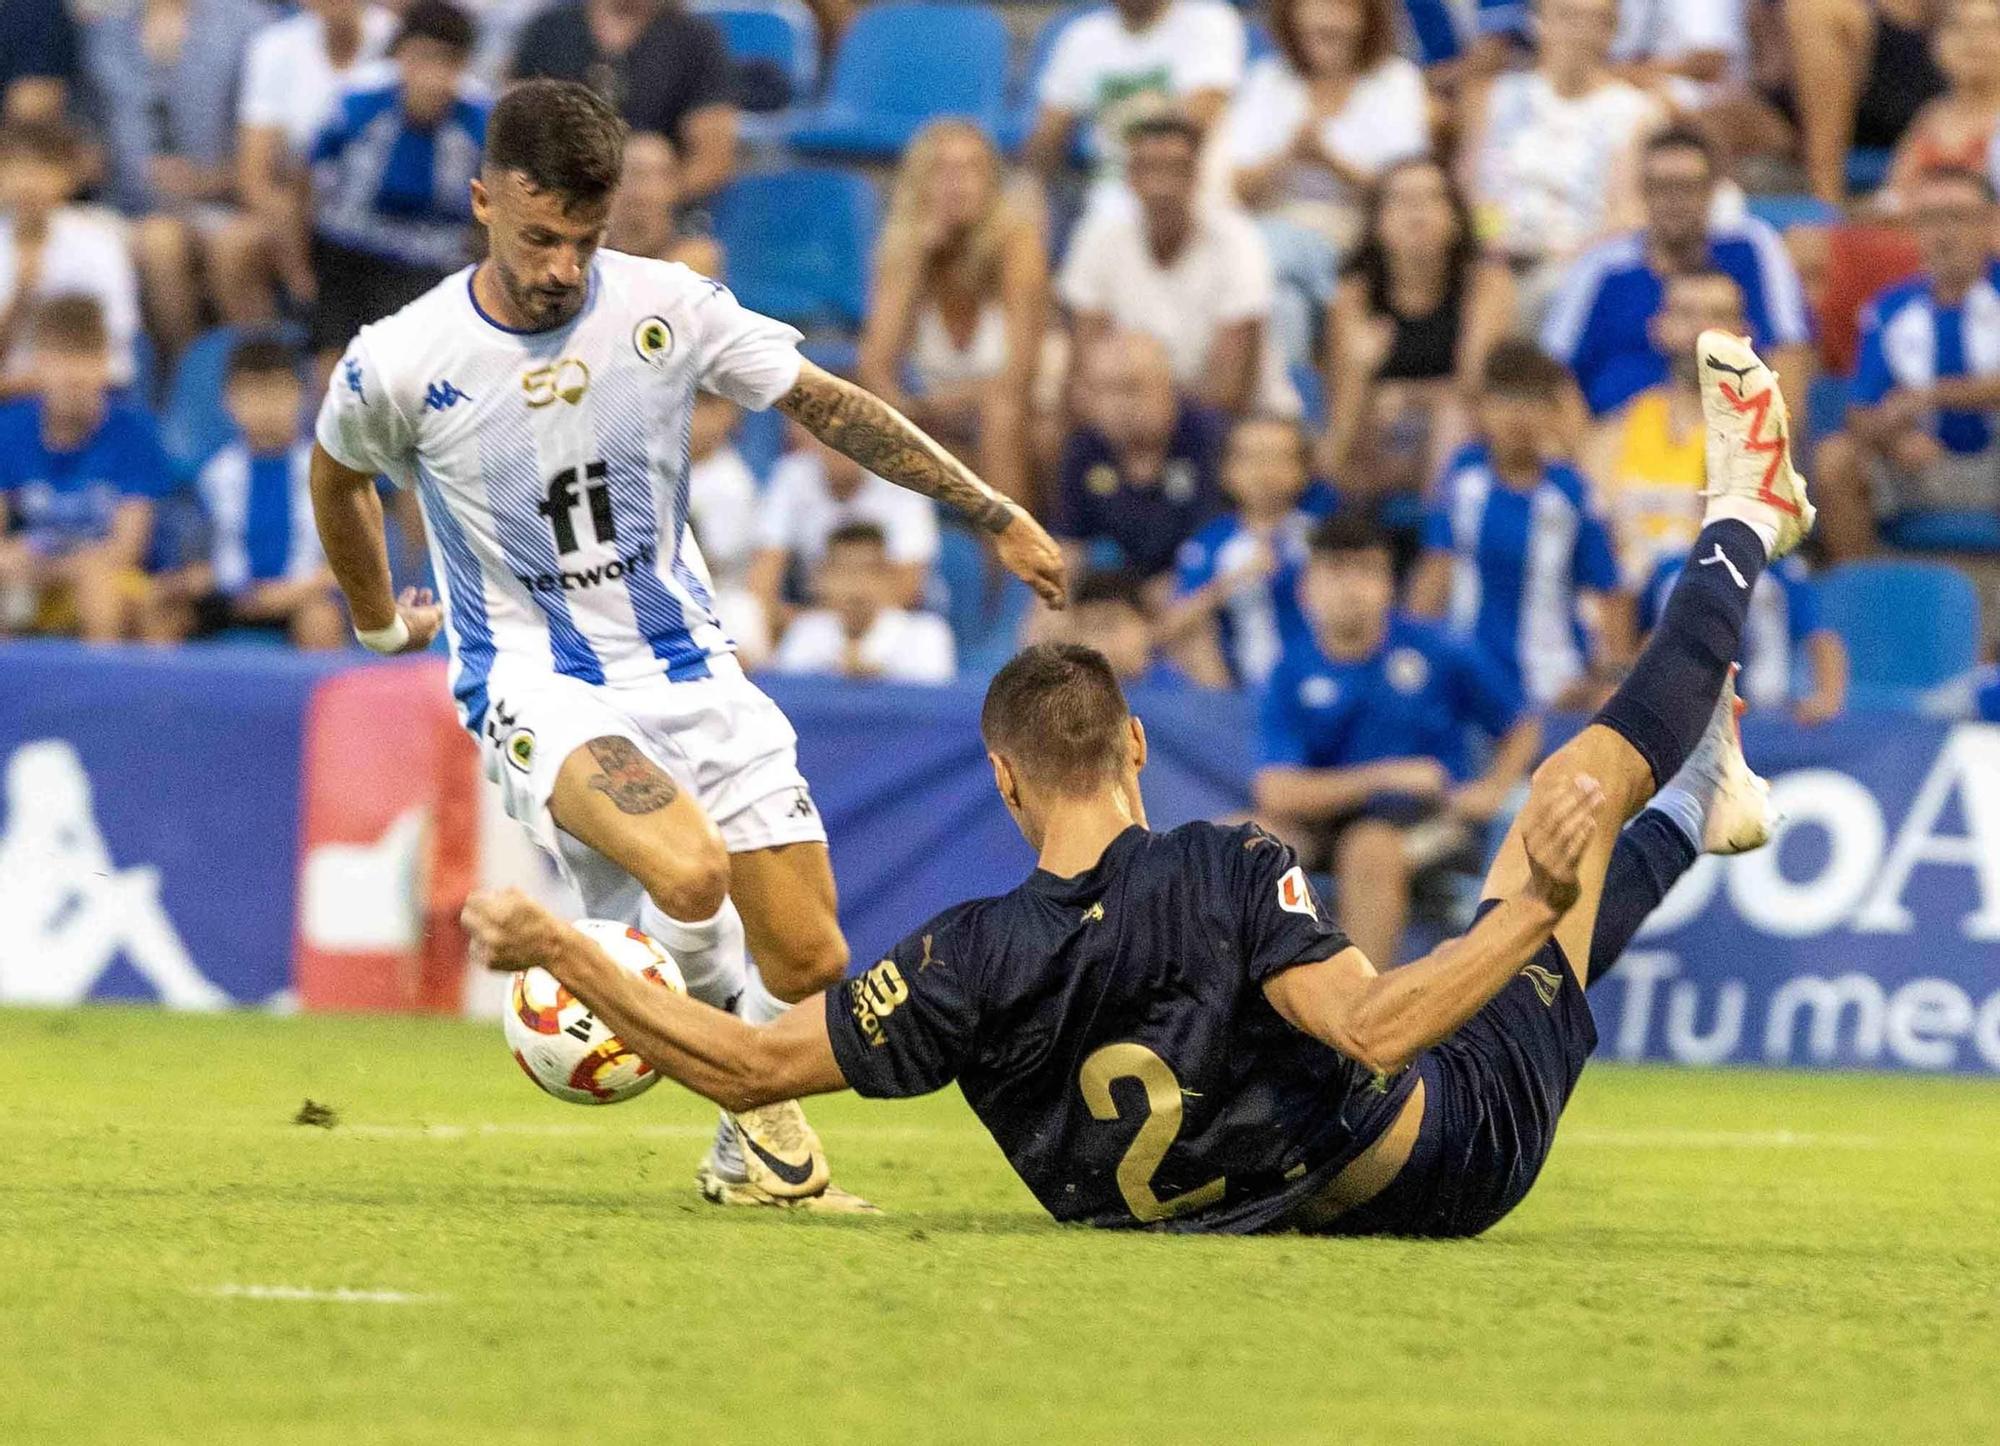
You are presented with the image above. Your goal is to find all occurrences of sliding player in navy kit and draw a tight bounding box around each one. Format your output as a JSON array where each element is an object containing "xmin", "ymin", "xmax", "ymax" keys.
[{"xmin": 464, "ymin": 331, "xmax": 1807, "ymax": 1234}]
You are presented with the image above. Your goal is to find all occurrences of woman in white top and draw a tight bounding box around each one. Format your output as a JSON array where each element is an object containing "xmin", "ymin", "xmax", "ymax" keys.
[
  {"xmin": 858, "ymin": 119, "xmax": 1049, "ymax": 509},
  {"xmin": 1459, "ymin": 0, "xmax": 1661, "ymax": 315},
  {"xmin": 1216, "ymin": 0, "xmax": 1429, "ymax": 367}
]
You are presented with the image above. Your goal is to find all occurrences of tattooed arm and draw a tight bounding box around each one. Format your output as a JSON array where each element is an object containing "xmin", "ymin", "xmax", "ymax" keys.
[{"xmin": 776, "ymin": 360, "xmax": 1068, "ymax": 607}]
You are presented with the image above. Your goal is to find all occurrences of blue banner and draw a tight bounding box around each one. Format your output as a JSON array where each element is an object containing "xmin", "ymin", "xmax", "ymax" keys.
[{"xmin": 0, "ymin": 641, "xmax": 349, "ymax": 1007}]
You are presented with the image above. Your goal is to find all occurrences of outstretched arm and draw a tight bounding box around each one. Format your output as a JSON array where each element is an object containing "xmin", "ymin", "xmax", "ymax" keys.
[
  {"xmin": 1262, "ymin": 773, "xmax": 1602, "ymax": 1075},
  {"xmin": 463, "ymin": 890, "xmax": 848, "ymax": 1112},
  {"xmin": 776, "ymin": 360, "xmax": 1067, "ymax": 607}
]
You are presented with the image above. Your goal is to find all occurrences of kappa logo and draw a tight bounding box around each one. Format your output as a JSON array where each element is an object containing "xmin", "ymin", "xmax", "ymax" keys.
[
  {"xmin": 343, "ymin": 356, "xmax": 365, "ymax": 402},
  {"xmin": 1276, "ymin": 865, "xmax": 1316, "ymax": 919},
  {"xmin": 787, "ymin": 788, "xmax": 816, "ymax": 820},
  {"xmin": 424, "ymin": 379, "xmax": 473, "ymax": 412}
]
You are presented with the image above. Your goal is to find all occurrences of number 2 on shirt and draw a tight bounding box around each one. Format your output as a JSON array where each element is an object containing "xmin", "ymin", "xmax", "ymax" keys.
[{"xmin": 1077, "ymin": 1042, "xmax": 1225, "ymax": 1224}]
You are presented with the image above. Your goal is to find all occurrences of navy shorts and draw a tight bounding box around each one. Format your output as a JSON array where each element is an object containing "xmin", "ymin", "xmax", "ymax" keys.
[{"xmin": 1319, "ymin": 916, "xmax": 1598, "ymax": 1239}]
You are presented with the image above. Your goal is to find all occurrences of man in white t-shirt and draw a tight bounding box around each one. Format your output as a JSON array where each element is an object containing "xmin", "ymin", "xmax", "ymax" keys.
[
  {"xmin": 1609, "ymin": 0, "xmax": 1747, "ymax": 111},
  {"xmin": 748, "ymin": 430, "xmax": 941, "ymax": 637},
  {"xmin": 1024, "ymin": 0, "xmax": 1246, "ymax": 189},
  {"xmin": 771, "ymin": 522, "xmax": 957, "ymax": 685},
  {"xmin": 1060, "ymin": 114, "xmax": 1296, "ymax": 418},
  {"xmin": 229, "ymin": 0, "xmax": 397, "ymax": 318}
]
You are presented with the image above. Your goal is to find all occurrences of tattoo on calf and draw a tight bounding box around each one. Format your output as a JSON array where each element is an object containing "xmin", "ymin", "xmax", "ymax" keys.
[
  {"xmin": 779, "ymin": 368, "xmax": 1016, "ymax": 533},
  {"xmin": 584, "ymin": 737, "xmax": 678, "ymax": 815}
]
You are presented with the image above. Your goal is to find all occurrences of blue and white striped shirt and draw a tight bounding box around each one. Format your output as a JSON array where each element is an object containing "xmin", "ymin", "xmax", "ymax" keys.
[{"xmin": 310, "ymin": 78, "xmax": 488, "ymax": 270}]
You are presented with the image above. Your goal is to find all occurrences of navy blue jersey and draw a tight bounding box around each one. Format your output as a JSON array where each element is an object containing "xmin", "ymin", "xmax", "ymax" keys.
[{"xmin": 823, "ymin": 822, "xmax": 1420, "ymax": 1233}]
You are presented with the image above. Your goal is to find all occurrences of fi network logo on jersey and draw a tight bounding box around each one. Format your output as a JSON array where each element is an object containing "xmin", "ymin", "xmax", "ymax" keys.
[
  {"xmin": 1276, "ymin": 865, "xmax": 1316, "ymax": 919},
  {"xmin": 423, "ymin": 380, "xmax": 472, "ymax": 412}
]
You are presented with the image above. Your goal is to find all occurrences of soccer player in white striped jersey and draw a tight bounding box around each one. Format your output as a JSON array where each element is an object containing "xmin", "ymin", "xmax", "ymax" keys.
[{"xmin": 308, "ymin": 79, "xmax": 1067, "ymax": 1210}]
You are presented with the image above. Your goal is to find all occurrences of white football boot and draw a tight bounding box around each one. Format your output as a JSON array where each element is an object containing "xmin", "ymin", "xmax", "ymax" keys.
[
  {"xmin": 1695, "ymin": 329, "xmax": 1816, "ymax": 558},
  {"xmin": 695, "ymin": 1101, "xmax": 879, "ymax": 1214},
  {"xmin": 1676, "ymin": 665, "xmax": 1779, "ymax": 856}
]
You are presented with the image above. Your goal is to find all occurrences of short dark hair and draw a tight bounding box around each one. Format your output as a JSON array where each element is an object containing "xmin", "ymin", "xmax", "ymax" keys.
[
  {"xmin": 226, "ymin": 335, "xmax": 302, "ymax": 385},
  {"xmin": 30, "ymin": 295, "xmax": 107, "ymax": 355},
  {"xmin": 1308, "ymin": 511, "xmax": 1392, "ymax": 559},
  {"xmin": 1123, "ymin": 112, "xmax": 1203, "ymax": 153},
  {"xmin": 1481, "ymin": 338, "xmax": 1572, "ymax": 400},
  {"xmin": 825, "ymin": 520, "xmax": 889, "ymax": 554},
  {"xmin": 0, "ymin": 120, "xmax": 80, "ymax": 169},
  {"xmin": 395, "ymin": 0, "xmax": 476, "ymax": 57},
  {"xmin": 1642, "ymin": 123, "xmax": 1718, "ymax": 173},
  {"xmin": 1072, "ymin": 569, "xmax": 1150, "ymax": 614},
  {"xmin": 1912, "ymin": 163, "xmax": 1998, "ymax": 204},
  {"xmin": 485, "ymin": 80, "xmax": 625, "ymax": 207},
  {"xmin": 981, "ymin": 643, "xmax": 1133, "ymax": 795}
]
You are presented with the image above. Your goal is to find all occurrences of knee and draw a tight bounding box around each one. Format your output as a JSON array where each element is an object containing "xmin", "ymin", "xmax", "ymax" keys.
[
  {"xmin": 632, "ymin": 833, "xmax": 732, "ymax": 925},
  {"xmin": 756, "ymin": 915, "xmax": 850, "ymax": 1001}
]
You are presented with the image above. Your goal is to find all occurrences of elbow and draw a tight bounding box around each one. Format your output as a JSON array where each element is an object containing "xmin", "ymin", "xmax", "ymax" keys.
[{"xmin": 1334, "ymin": 1007, "xmax": 1416, "ymax": 1078}]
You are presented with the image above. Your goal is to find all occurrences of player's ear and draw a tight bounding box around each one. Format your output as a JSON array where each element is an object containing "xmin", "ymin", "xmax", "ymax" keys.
[
  {"xmin": 1126, "ymin": 715, "xmax": 1147, "ymax": 775},
  {"xmin": 989, "ymin": 751, "xmax": 1021, "ymax": 810},
  {"xmin": 470, "ymin": 174, "xmax": 490, "ymax": 226}
]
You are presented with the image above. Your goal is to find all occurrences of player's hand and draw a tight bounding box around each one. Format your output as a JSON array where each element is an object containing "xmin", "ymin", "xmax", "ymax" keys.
[
  {"xmin": 390, "ymin": 586, "xmax": 445, "ymax": 653},
  {"xmin": 995, "ymin": 508, "xmax": 1069, "ymax": 609},
  {"xmin": 1519, "ymin": 773, "xmax": 1603, "ymax": 915},
  {"xmin": 462, "ymin": 888, "xmax": 569, "ymax": 974}
]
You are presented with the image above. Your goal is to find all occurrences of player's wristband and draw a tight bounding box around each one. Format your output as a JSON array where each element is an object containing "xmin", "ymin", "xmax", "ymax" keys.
[{"xmin": 354, "ymin": 614, "xmax": 411, "ymax": 654}]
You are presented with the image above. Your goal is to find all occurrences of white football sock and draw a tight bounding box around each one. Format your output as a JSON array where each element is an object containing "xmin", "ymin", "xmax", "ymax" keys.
[
  {"xmin": 640, "ymin": 896, "xmax": 748, "ymax": 1012},
  {"xmin": 736, "ymin": 962, "xmax": 790, "ymax": 1025}
]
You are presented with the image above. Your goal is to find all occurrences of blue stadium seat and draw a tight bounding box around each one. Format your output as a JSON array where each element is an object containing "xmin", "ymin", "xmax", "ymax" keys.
[
  {"xmin": 788, "ymin": 3, "xmax": 1010, "ymax": 159},
  {"xmin": 1817, "ymin": 558, "xmax": 1981, "ymax": 709},
  {"xmin": 938, "ymin": 523, "xmax": 1031, "ymax": 678},
  {"xmin": 161, "ymin": 326, "xmax": 244, "ymax": 469},
  {"xmin": 1883, "ymin": 510, "xmax": 2000, "ymax": 553},
  {"xmin": 693, "ymin": 0, "xmax": 818, "ymax": 98},
  {"xmin": 735, "ymin": 403, "xmax": 787, "ymax": 482},
  {"xmin": 1746, "ymin": 193, "xmax": 1841, "ymax": 232},
  {"xmin": 710, "ymin": 167, "xmax": 878, "ymax": 329}
]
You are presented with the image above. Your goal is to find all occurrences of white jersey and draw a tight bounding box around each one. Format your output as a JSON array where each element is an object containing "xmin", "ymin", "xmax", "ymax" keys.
[{"xmin": 315, "ymin": 251, "xmax": 805, "ymax": 735}]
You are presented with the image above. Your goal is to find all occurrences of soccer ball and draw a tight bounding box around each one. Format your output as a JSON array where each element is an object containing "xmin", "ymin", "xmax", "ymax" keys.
[{"xmin": 502, "ymin": 919, "xmax": 686, "ymax": 1105}]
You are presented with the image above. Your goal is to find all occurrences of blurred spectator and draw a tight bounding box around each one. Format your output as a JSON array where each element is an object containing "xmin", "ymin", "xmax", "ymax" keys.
[
  {"xmin": 84, "ymin": 0, "xmax": 271, "ymax": 360},
  {"xmin": 1044, "ymin": 569, "xmax": 1190, "ymax": 689},
  {"xmin": 0, "ymin": 298, "xmax": 170, "ymax": 643},
  {"xmin": 167, "ymin": 337, "xmax": 343, "ymax": 648},
  {"xmin": 0, "ymin": 122, "xmax": 143, "ymax": 389},
  {"xmin": 859, "ymin": 120, "xmax": 1048, "ymax": 509},
  {"xmin": 1816, "ymin": 165, "xmax": 2000, "ymax": 558},
  {"xmin": 1542, "ymin": 125, "xmax": 1811, "ymax": 418},
  {"xmin": 510, "ymin": 0, "xmax": 736, "ymax": 203},
  {"xmin": 1254, "ymin": 512, "xmax": 1539, "ymax": 966},
  {"xmin": 0, "ymin": 0, "xmax": 77, "ymax": 125},
  {"xmin": 1162, "ymin": 413, "xmax": 1333, "ymax": 688},
  {"xmin": 1321, "ymin": 157, "xmax": 1515, "ymax": 500},
  {"xmin": 1637, "ymin": 550, "xmax": 1849, "ymax": 722},
  {"xmin": 1407, "ymin": 340, "xmax": 1626, "ymax": 709},
  {"xmin": 1581, "ymin": 267, "xmax": 1747, "ymax": 581},
  {"xmin": 306, "ymin": 2, "xmax": 486, "ymax": 368},
  {"xmin": 1789, "ymin": 0, "xmax": 1949, "ymax": 205},
  {"xmin": 1023, "ymin": 0, "xmax": 1247, "ymax": 195},
  {"xmin": 605, "ymin": 131, "xmax": 722, "ymax": 275},
  {"xmin": 236, "ymin": 0, "xmax": 397, "ymax": 318},
  {"xmin": 1606, "ymin": 0, "xmax": 1748, "ymax": 112},
  {"xmin": 1459, "ymin": 0, "xmax": 1662, "ymax": 313},
  {"xmin": 1061, "ymin": 114, "xmax": 1293, "ymax": 418},
  {"xmin": 772, "ymin": 522, "xmax": 956, "ymax": 684},
  {"xmin": 685, "ymin": 392, "xmax": 767, "ymax": 664},
  {"xmin": 1215, "ymin": 0, "xmax": 1429, "ymax": 363},
  {"xmin": 748, "ymin": 425, "xmax": 940, "ymax": 638},
  {"xmin": 1881, "ymin": 0, "xmax": 2000, "ymax": 208},
  {"xmin": 1052, "ymin": 331, "xmax": 1226, "ymax": 585}
]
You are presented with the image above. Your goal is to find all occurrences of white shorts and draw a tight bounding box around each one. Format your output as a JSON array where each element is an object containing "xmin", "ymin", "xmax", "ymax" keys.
[{"xmin": 478, "ymin": 654, "xmax": 826, "ymax": 912}]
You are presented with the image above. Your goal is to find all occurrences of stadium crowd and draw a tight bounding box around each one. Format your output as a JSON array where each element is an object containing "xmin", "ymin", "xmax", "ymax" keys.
[{"xmin": 4, "ymin": 0, "xmax": 2000, "ymax": 956}]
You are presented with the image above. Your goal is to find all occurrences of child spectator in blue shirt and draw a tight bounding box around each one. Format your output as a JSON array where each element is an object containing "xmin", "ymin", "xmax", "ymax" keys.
[
  {"xmin": 173, "ymin": 337, "xmax": 344, "ymax": 648},
  {"xmin": 1408, "ymin": 339, "xmax": 1626, "ymax": 709},
  {"xmin": 0, "ymin": 296, "xmax": 169, "ymax": 641},
  {"xmin": 1164, "ymin": 413, "xmax": 1337, "ymax": 689}
]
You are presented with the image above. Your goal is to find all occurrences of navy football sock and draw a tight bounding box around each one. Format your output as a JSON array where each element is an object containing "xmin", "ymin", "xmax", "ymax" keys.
[
  {"xmin": 1587, "ymin": 809, "xmax": 1699, "ymax": 986},
  {"xmin": 1593, "ymin": 519, "xmax": 1766, "ymax": 790}
]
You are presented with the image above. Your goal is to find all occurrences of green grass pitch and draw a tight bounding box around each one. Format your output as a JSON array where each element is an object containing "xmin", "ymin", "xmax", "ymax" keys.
[{"xmin": 4, "ymin": 1006, "xmax": 1996, "ymax": 1444}]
